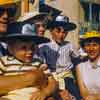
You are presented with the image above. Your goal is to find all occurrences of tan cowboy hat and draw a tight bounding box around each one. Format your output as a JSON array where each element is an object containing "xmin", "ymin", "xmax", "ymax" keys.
[
  {"xmin": 0, "ymin": 0, "xmax": 20, "ymax": 5},
  {"xmin": 18, "ymin": 11, "xmax": 47, "ymax": 23}
]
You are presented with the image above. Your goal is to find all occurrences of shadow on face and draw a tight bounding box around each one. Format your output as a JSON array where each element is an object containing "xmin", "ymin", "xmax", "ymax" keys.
[{"xmin": 0, "ymin": 4, "xmax": 17, "ymax": 33}]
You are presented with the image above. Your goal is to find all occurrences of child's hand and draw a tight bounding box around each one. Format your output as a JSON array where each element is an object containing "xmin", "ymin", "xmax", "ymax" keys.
[{"xmin": 39, "ymin": 64, "xmax": 48, "ymax": 71}]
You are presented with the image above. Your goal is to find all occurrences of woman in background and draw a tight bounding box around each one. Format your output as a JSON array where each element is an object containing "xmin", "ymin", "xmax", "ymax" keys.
[{"xmin": 76, "ymin": 31, "xmax": 100, "ymax": 100}]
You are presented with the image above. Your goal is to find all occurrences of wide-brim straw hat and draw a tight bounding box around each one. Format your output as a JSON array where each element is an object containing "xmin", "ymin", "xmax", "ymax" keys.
[
  {"xmin": 80, "ymin": 31, "xmax": 100, "ymax": 47},
  {"xmin": 0, "ymin": 0, "xmax": 20, "ymax": 5},
  {"xmin": 81, "ymin": 31, "xmax": 100, "ymax": 39},
  {"xmin": 18, "ymin": 12, "xmax": 47, "ymax": 24}
]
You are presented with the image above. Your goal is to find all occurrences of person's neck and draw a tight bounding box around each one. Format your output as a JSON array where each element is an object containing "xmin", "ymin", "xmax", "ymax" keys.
[
  {"xmin": 90, "ymin": 56, "xmax": 100, "ymax": 64},
  {"xmin": 56, "ymin": 41, "xmax": 62, "ymax": 46},
  {"xmin": 53, "ymin": 39, "xmax": 64, "ymax": 46}
]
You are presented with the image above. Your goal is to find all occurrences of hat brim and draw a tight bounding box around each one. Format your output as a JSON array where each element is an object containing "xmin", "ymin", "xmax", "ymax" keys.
[
  {"xmin": 80, "ymin": 37, "xmax": 100, "ymax": 47},
  {"xmin": 0, "ymin": 0, "xmax": 20, "ymax": 5},
  {"xmin": 0, "ymin": 34, "xmax": 50, "ymax": 44},
  {"xmin": 82, "ymin": 35, "xmax": 100, "ymax": 39},
  {"xmin": 23, "ymin": 13, "xmax": 47, "ymax": 24},
  {"xmin": 47, "ymin": 21, "xmax": 76, "ymax": 31}
]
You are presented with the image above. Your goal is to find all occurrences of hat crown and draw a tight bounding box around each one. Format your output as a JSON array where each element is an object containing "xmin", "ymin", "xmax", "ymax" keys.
[
  {"xmin": 0, "ymin": 0, "xmax": 20, "ymax": 5},
  {"xmin": 1, "ymin": 22, "xmax": 50, "ymax": 44},
  {"xmin": 22, "ymin": 24, "xmax": 36, "ymax": 35},
  {"xmin": 55, "ymin": 15, "xmax": 69, "ymax": 23},
  {"xmin": 83, "ymin": 31, "xmax": 100, "ymax": 39}
]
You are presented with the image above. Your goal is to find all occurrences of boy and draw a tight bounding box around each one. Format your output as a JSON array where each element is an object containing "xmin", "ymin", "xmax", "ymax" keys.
[
  {"xmin": 0, "ymin": 23, "xmax": 57, "ymax": 100},
  {"xmin": 39, "ymin": 15, "xmax": 82, "ymax": 100}
]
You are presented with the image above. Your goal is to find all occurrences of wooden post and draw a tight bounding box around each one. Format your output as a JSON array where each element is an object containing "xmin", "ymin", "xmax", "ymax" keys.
[{"xmin": 21, "ymin": 0, "xmax": 29, "ymax": 15}]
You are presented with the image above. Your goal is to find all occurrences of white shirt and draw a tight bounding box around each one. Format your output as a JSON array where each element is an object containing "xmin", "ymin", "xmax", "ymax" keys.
[{"xmin": 79, "ymin": 57, "xmax": 100, "ymax": 94}]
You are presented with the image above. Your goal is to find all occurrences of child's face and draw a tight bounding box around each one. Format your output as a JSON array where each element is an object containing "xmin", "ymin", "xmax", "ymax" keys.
[
  {"xmin": 35, "ymin": 21, "xmax": 45, "ymax": 37},
  {"xmin": 9, "ymin": 40, "xmax": 36, "ymax": 63},
  {"xmin": 51, "ymin": 27, "xmax": 68, "ymax": 43},
  {"xmin": 84, "ymin": 41, "xmax": 100, "ymax": 61}
]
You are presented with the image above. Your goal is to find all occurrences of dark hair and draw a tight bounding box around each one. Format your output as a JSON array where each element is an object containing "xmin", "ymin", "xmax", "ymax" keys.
[
  {"xmin": 80, "ymin": 37, "xmax": 100, "ymax": 48},
  {"xmin": 50, "ymin": 26, "xmax": 68, "ymax": 33}
]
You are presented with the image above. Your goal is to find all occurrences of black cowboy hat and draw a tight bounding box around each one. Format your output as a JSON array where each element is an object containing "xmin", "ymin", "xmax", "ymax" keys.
[
  {"xmin": 39, "ymin": 3, "xmax": 62, "ymax": 21},
  {"xmin": 0, "ymin": 22, "xmax": 50, "ymax": 44},
  {"xmin": 48, "ymin": 15, "xmax": 77, "ymax": 32}
]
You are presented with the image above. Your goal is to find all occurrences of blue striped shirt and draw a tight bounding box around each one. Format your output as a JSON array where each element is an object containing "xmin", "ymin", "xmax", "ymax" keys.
[{"xmin": 39, "ymin": 40, "xmax": 79, "ymax": 72}]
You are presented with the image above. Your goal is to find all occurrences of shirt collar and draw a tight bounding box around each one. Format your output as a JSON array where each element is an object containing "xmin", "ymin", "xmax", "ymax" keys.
[{"xmin": 88, "ymin": 56, "xmax": 100, "ymax": 68}]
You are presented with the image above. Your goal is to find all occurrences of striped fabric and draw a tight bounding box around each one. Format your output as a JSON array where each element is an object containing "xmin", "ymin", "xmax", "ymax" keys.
[{"xmin": 39, "ymin": 40, "xmax": 79, "ymax": 72}]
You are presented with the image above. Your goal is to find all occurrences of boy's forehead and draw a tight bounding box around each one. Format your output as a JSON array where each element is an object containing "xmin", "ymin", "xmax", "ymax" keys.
[
  {"xmin": 52, "ymin": 26, "xmax": 68, "ymax": 33},
  {"xmin": 52, "ymin": 26, "xmax": 66, "ymax": 30}
]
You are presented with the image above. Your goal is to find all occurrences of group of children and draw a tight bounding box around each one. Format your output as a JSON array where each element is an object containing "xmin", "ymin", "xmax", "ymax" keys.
[
  {"xmin": 0, "ymin": 1, "xmax": 100, "ymax": 100},
  {"xmin": 0, "ymin": 9, "xmax": 81, "ymax": 100}
]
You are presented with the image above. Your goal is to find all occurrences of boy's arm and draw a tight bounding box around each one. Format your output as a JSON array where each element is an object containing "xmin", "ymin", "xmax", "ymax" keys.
[{"xmin": 0, "ymin": 69, "xmax": 45, "ymax": 95}]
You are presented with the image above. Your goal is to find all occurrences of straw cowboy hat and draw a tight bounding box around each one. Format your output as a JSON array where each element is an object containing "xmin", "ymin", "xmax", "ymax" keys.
[
  {"xmin": 48, "ymin": 15, "xmax": 77, "ymax": 32},
  {"xmin": 0, "ymin": 0, "xmax": 20, "ymax": 5},
  {"xmin": 0, "ymin": 0, "xmax": 21, "ymax": 19},
  {"xmin": 18, "ymin": 4, "xmax": 62, "ymax": 24},
  {"xmin": 82, "ymin": 31, "xmax": 100, "ymax": 39},
  {"xmin": 0, "ymin": 22, "xmax": 50, "ymax": 44},
  {"xmin": 80, "ymin": 31, "xmax": 100, "ymax": 47},
  {"xmin": 18, "ymin": 11, "xmax": 48, "ymax": 24}
]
